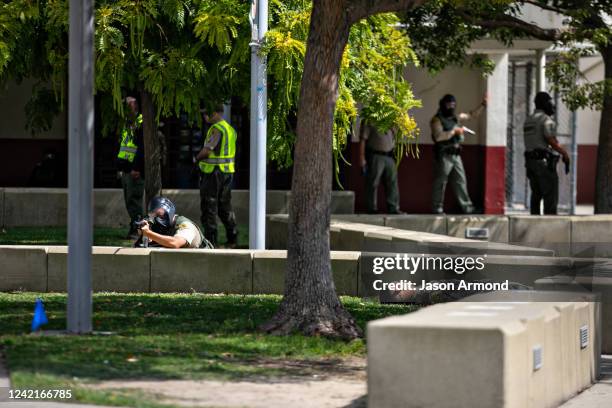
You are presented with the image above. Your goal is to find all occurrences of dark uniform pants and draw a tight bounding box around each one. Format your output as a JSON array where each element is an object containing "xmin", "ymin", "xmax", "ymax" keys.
[
  {"xmin": 121, "ymin": 172, "xmax": 144, "ymax": 224},
  {"xmin": 200, "ymin": 169, "xmax": 237, "ymax": 246},
  {"xmin": 431, "ymin": 153, "xmax": 473, "ymax": 213},
  {"xmin": 526, "ymin": 158, "xmax": 558, "ymax": 215},
  {"xmin": 365, "ymin": 152, "xmax": 400, "ymax": 213}
]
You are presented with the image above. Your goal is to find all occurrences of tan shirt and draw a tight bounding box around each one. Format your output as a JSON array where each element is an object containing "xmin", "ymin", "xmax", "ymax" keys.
[
  {"xmin": 203, "ymin": 128, "xmax": 222, "ymax": 154},
  {"xmin": 430, "ymin": 104, "xmax": 485, "ymax": 143},
  {"xmin": 174, "ymin": 217, "xmax": 203, "ymax": 248},
  {"xmin": 359, "ymin": 123, "xmax": 395, "ymax": 153}
]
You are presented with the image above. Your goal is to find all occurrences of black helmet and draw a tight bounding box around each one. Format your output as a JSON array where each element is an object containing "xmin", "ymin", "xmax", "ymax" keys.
[
  {"xmin": 439, "ymin": 94, "xmax": 457, "ymax": 117},
  {"xmin": 534, "ymin": 92, "xmax": 555, "ymax": 116},
  {"xmin": 147, "ymin": 196, "xmax": 176, "ymax": 234}
]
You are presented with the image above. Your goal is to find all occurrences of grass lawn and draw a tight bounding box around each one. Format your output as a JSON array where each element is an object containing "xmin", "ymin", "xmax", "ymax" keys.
[
  {"xmin": 0, "ymin": 293, "xmax": 416, "ymax": 408},
  {"xmin": 0, "ymin": 225, "xmax": 250, "ymax": 248}
]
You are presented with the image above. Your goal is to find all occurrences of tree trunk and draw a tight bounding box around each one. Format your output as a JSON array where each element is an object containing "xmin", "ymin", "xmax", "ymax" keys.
[
  {"xmin": 140, "ymin": 88, "xmax": 162, "ymax": 204},
  {"xmin": 594, "ymin": 46, "xmax": 612, "ymax": 213},
  {"xmin": 260, "ymin": 0, "xmax": 361, "ymax": 339}
]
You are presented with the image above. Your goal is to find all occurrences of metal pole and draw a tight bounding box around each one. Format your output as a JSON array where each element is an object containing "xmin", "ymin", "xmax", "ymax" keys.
[
  {"xmin": 535, "ymin": 49, "xmax": 546, "ymax": 92},
  {"xmin": 67, "ymin": 0, "xmax": 94, "ymax": 333},
  {"xmin": 570, "ymin": 109, "xmax": 578, "ymax": 215},
  {"xmin": 249, "ymin": 0, "xmax": 267, "ymax": 249}
]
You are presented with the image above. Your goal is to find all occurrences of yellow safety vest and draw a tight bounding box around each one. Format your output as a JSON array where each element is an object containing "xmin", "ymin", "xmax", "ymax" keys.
[
  {"xmin": 199, "ymin": 120, "xmax": 237, "ymax": 174},
  {"xmin": 117, "ymin": 114, "xmax": 143, "ymax": 163}
]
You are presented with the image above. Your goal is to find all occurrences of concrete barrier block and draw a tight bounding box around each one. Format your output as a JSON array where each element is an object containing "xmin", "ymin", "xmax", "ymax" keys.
[
  {"xmin": 47, "ymin": 246, "xmax": 151, "ymax": 292},
  {"xmin": 367, "ymin": 293, "xmax": 596, "ymax": 408},
  {"xmin": 0, "ymin": 245, "xmax": 47, "ymax": 291},
  {"xmin": 94, "ymin": 189, "xmax": 132, "ymax": 228},
  {"xmin": 163, "ymin": 189, "xmax": 201, "ymax": 227},
  {"xmin": 150, "ymin": 249, "xmax": 253, "ymax": 293},
  {"xmin": 509, "ymin": 215, "xmax": 571, "ymax": 256},
  {"xmin": 287, "ymin": 191, "xmax": 355, "ymax": 215},
  {"xmin": 367, "ymin": 231, "xmax": 553, "ymax": 257},
  {"xmin": 266, "ymin": 190, "xmax": 290, "ymax": 215},
  {"xmin": 332, "ymin": 214, "xmax": 386, "ymax": 226},
  {"xmin": 384, "ymin": 215, "xmax": 447, "ymax": 235},
  {"xmin": 330, "ymin": 191, "xmax": 355, "ymax": 214},
  {"xmin": 576, "ymin": 275, "xmax": 612, "ymax": 355},
  {"xmin": 570, "ymin": 215, "xmax": 612, "ymax": 257},
  {"xmin": 333, "ymin": 223, "xmax": 394, "ymax": 251},
  {"xmin": 265, "ymin": 216, "xmax": 289, "ymax": 250},
  {"xmin": 472, "ymin": 255, "xmax": 572, "ymax": 287},
  {"xmin": 252, "ymin": 250, "xmax": 359, "ymax": 296},
  {"xmin": 535, "ymin": 276, "xmax": 607, "ymax": 356},
  {"xmin": 4, "ymin": 188, "xmax": 67, "ymax": 227},
  {"xmin": 477, "ymin": 291, "xmax": 600, "ymax": 398},
  {"xmin": 447, "ymin": 215, "xmax": 509, "ymax": 243}
]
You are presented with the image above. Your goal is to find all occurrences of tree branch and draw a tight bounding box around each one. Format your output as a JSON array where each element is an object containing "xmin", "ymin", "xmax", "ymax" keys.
[
  {"xmin": 522, "ymin": 0, "xmax": 568, "ymax": 15},
  {"xmin": 457, "ymin": 10, "xmax": 562, "ymax": 42},
  {"xmin": 347, "ymin": 0, "xmax": 429, "ymax": 25}
]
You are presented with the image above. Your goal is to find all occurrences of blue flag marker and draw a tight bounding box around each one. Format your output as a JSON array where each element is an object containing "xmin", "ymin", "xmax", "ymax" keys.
[{"xmin": 31, "ymin": 298, "xmax": 48, "ymax": 332}]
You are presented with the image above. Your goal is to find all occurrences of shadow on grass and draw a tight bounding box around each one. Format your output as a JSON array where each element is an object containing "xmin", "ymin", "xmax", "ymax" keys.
[{"xmin": 0, "ymin": 293, "xmax": 415, "ymax": 384}]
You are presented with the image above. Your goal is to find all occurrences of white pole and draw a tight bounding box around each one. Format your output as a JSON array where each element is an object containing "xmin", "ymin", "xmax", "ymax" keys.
[
  {"xmin": 67, "ymin": 0, "xmax": 94, "ymax": 333},
  {"xmin": 535, "ymin": 49, "xmax": 547, "ymax": 92},
  {"xmin": 249, "ymin": 0, "xmax": 267, "ymax": 249},
  {"xmin": 570, "ymin": 109, "xmax": 578, "ymax": 215}
]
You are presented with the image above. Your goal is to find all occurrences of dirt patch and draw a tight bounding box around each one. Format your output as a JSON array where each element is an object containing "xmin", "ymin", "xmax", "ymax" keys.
[{"xmin": 89, "ymin": 357, "xmax": 367, "ymax": 408}]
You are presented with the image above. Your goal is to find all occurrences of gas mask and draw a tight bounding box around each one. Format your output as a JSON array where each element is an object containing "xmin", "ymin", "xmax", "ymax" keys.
[
  {"xmin": 439, "ymin": 94, "xmax": 457, "ymax": 118},
  {"xmin": 535, "ymin": 92, "xmax": 555, "ymax": 116}
]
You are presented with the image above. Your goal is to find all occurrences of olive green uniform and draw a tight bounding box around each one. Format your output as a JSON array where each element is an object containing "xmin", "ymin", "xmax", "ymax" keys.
[
  {"xmin": 523, "ymin": 110, "xmax": 559, "ymax": 215},
  {"xmin": 430, "ymin": 111, "xmax": 479, "ymax": 213},
  {"xmin": 360, "ymin": 123, "xmax": 401, "ymax": 214}
]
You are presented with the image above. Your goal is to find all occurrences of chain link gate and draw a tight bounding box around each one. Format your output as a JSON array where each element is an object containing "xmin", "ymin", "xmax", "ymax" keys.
[{"xmin": 506, "ymin": 58, "xmax": 576, "ymax": 214}]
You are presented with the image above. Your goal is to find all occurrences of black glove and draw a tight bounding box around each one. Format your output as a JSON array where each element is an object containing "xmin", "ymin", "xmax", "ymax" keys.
[{"xmin": 564, "ymin": 159, "xmax": 570, "ymax": 175}]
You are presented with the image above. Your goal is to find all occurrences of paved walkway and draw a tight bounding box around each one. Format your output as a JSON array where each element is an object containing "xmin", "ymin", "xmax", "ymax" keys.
[
  {"xmin": 0, "ymin": 351, "xmax": 610, "ymax": 407},
  {"xmin": 559, "ymin": 355, "xmax": 612, "ymax": 408}
]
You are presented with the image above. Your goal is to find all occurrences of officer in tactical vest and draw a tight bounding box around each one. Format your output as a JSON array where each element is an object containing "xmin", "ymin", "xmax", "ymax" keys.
[
  {"xmin": 136, "ymin": 196, "xmax": 212, "ymax": 249},
  {"xmin": 430, "ymin": 94, "xmax": 486, "ymax": 214},
  {"xmin": 196, "ymin": 104, "xmax": 238, "ymax": 247},
  {"xmin": 117, "ymin": 96, "xmax": 145, "ymax": 239},
  {"xmin": 523, "ymin": 92, "xmax": 570, "ymax": 215}
]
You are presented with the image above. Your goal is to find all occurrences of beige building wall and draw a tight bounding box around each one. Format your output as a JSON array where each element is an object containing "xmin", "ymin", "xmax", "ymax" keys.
[
  {"xmin": 405, "ymin": 65, "xmax": 486, "ymax": 146},
  {"xmin": 576, "ymin": 55, "xmax": 604, "ymax": 145}
]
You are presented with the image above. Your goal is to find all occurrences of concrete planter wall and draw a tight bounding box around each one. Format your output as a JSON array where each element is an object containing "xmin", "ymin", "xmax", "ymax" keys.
[
  {"xmin": 2, "ymin": 244, "xmax": 611, "ymax": 354},
  {"xmin": 267, "ymin": 214, "xmax": 612, "ymax": 257},
  {"xmin": 0, "ymin": 188, "xmax": 355, "ymax": 228}
]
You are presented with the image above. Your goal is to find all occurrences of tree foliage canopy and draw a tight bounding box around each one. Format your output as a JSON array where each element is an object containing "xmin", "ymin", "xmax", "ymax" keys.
[{"xmin": 0, "ymin": 0, "xmax": 421, "ymax": 172}]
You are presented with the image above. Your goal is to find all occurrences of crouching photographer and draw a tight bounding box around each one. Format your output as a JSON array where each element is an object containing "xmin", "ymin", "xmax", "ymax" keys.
[{"xmin": 134, "ymin": 196, "xmax": 213, "ymax": 249}]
